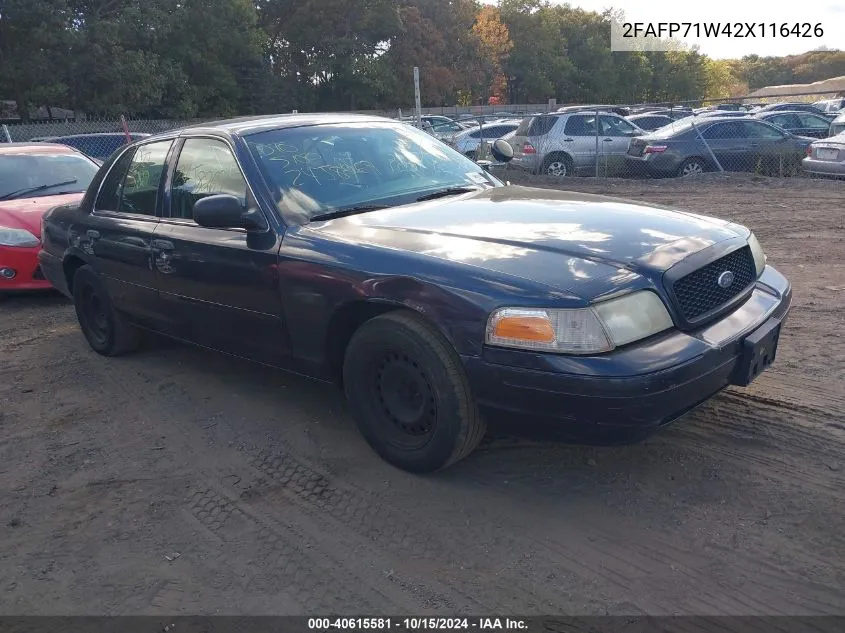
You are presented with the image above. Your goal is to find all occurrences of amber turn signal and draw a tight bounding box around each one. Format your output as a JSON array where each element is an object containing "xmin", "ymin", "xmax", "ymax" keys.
[{"xmin": 492, "ymin": 314, "xmax": 555, "ymax": 343}]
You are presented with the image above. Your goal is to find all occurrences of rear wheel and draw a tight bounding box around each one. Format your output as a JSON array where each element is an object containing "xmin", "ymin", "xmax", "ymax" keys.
[
  {"xmin": 542, "ymin": 153, "xmax": 573, "ymax": 177},
  {"xmin": 72, "ymin": 265, "xmax": 139, "ymax": 356},
  {"xmin": 678, "ymin": 157, "xmax": 706, "ymax": 177},
  {"xmin": 342, "ymin": 311, "xmax": 486, "ymax": 473}
]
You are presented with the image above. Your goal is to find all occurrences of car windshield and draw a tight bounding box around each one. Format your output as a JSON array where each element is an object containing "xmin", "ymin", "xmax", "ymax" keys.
[
  {"xmin": 0, "ymin": 153, "xmax": 99, "ymax": 200},
  {"xmin": 244, "ymin": 122, "xmax": 501, "ymax": 222}
]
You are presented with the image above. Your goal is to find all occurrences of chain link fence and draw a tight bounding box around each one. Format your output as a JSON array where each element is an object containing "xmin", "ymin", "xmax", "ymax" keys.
[{"xmin": 2, "ymin": 91, "xmax": 843, "ymax": 180}]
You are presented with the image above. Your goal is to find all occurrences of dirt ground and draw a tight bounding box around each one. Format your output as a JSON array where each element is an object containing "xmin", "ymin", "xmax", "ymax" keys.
[{"xmin": 1, "ymin": 174, "xmax": 844, "ymax": 616}]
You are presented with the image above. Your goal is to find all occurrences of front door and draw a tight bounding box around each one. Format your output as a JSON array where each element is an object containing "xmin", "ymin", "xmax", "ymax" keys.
[{"xmin": 154, "ymin": 136, "xmax": 289, "ymax": 366}]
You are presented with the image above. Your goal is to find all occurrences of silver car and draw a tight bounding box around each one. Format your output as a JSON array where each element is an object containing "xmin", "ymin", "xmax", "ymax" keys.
[
  {"xmin": 829, "ymin": 112, "xmax": 845, "ymax": 137},
  {"xmin": 802, "ymin": 131, "xmax": 845, "ymax": 178},
  {"xmin": 509, "ymin": 111, "xmax": 644, "ymax": 176},
  {"xmin": 446, "ymin": 120, "xmax": 521, "ymax": 159}
]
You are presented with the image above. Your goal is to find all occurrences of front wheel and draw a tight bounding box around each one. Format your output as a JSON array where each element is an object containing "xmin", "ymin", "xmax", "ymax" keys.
[
  {"xmin": 72, "ymin": 264, "xmax": 139, "ymax": 356},
  {"xmin": 342, "ymin": 311, "xmax": 486, "ymax": 473}
]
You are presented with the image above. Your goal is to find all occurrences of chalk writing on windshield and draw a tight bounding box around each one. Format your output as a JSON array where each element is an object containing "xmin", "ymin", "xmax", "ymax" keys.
[{"xmin": 253, "ymin": 142, "xmax": 379, "ymax": 187}]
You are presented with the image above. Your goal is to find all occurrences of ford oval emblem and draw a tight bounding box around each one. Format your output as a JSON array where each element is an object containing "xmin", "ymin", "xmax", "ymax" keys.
[{"xmin": 717, "ymin": 271, "xmax": 735, "ymax": 289}]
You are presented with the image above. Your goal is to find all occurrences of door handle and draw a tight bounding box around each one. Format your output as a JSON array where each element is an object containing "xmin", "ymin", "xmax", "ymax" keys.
[
  {"xmin": 86, "ymin": 230, "xmax": 100, "ymax": 239},
  {"xmin": 603, "ymin": 138, "xmax": 613, "ymax": 142},
  {"xmin": 563, "ymin": 138, "xmax": 574, "ymax": 142},
  {"xmin": 152, "ymin": 239, "xmax": 174, "ymax": 251}
]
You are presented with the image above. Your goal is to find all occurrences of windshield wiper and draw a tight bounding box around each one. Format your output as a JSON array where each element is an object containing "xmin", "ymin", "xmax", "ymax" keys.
[
  {"xmin": 0, "ymin": 179, "xmax": 79, "ymax": 201},
  {"xmin": 415, "ymin": 186, "xmax": 480, "ymax": 202},
  {"xmin": 310, "ymin": 204, "xmax": 390, "ymax": 222}
]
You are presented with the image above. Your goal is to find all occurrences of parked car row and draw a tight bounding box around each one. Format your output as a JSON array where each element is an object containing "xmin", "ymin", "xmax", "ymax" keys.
[
  {"xmin": 411, "ymin": 101, "xmax": 845, "ymax": 179},
  {"xmin": 2, "ymin": 113, "xmax": 793, "ymax": 473}
]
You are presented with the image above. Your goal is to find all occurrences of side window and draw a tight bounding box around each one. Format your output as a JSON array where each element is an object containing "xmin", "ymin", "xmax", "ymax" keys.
[
  {"xmin": 702, "ymin": 121, "xmax": 746, "ymax": 139},
  {"xmin": 95, "ymin": 148, "xmax": 136, "ymax": 211},
  {"xmin": 120, "ymin": 141, "xmax": 173, "ymax": 215},
  {"xmin": 468, "ymin": 130, "xmax": 481, "ymax": 139},
  {"xmin": 797, "ymin": 113, "xmax": 828, "ymax": 129},
  {"xmin": 564, "ymin": 115, "xmax": 598, "ymax": 136},
  {"xmin": 767, "ymin": 114, "xmax": 793, "ymax": 129},
  {"xmin": 527, "ymin": 116, "xmax": 557, "ymax": 136},
  {"xmin": 96, "ymin": 141, "xmax": 172, "ymax": 215},
  {"xmin": 743, "ymin": 121, "xmax": 785, "ymax": 140},
  {"xmin": 600, "ymin": 115, "xmax": 638, "ymax": 137},
  {"xmin": 170, "ymin": 138, "xmax": 248, "ymax": 222}
]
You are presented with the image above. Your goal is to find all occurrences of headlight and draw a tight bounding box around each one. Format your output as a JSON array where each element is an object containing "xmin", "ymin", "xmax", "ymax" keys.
[
  {"xmin": 486, "ymin": 290, "xmax": 674, "ymax": 355},
  {"xmin": 0, "ymin": 227, "xmax": 39, "ymax": 247},
  {"xmin": 747, "ymin": 232, "xmax": 766, "ymax": 277}
]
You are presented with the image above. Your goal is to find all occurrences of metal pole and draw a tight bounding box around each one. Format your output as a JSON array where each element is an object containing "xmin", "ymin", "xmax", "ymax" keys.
[
  {"xmin": 119, "ymin": 115, "xmax": 132, "ymax": 143},
  {"xmin": 690, "ymin": 116, "xmax": 723, "ymax": 172},
  {"xmin": 413, "ymin": 66, "xmax": 422, "ymax": 128},
  {"xmin": 1, "ymin": 124, "xmax": 12, "ymax": 143},
  {"xmin": 594, "ymin": 108, "xmax": 600, "ymax": 178}
]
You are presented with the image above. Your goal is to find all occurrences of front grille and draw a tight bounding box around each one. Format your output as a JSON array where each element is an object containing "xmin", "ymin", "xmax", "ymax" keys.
[{"xmin": 672, "ymin": 246, "xmax": 756, "ymax": 322}]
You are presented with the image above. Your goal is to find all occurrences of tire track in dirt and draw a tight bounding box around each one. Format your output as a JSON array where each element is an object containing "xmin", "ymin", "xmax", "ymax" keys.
[
  {"xmin": 226, "ymin": 446, "xmax": 567, "ymax": 613},
  {"xmin": 184, "ymin": 485, "xmax": 392, "ymax": 613}
]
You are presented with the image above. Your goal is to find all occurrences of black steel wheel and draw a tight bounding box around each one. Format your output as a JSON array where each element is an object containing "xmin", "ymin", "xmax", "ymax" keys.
[
  {"xmin": 343, "ymin": 310, "xmax": 486, "ymax": 473},
  {"xmin": 72, "ymin": 264, "xmax": 139, "ymax": 356}
]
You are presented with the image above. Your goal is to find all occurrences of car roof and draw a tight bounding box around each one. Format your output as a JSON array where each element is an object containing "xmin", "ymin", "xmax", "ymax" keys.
[
  {"xmin": 0, "ymin": 142, "xmax": 83, "ymax": 155},
  {"xmin": 756, "ymin": 110, "xmax": 825, "ymax": 117},
  {"xmin": 180, "ymin": 112, "xmax": 394, "ymax": 137},
  {"xmin": 35, "ymin": 132, "xmax": 150, "ymax": 140}
]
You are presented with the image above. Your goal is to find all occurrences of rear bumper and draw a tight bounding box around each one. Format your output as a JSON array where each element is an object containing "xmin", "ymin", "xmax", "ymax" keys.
[
  {"xmin": 462, "ymin": 266, "xmax": 791, "ymax": 440},
  {"xmin": 0, "ymin": 245, "xmax": 52, "ymax": 292},
  {"xmin": 802, "ymin": 157, "xmax": 845, "ymax": 177}
]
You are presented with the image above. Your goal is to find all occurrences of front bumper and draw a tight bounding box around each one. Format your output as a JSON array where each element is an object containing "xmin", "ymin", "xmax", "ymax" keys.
[
  {"xmin": 462, "ymin": 265, "xmax": 792, "ymax": 441},
  {"xmin": 0, "ymin": 245, "xmax": 53, "ymax": 292}
]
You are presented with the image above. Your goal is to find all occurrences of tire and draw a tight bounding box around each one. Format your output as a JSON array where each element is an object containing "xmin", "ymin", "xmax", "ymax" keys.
[
  {"xmin": 72, "ymin": 264, "xmax": 139, "ymax": 356},
  {"xmin": 342, "ymin": 310, "xmax": 486, "ymax": 473},
  {"xmin": 542, "ymin": 153, "xmax": 573, "ymax": 177},
  {"xmin": 678, "ymin": 157, "xmax": 706, "ymax": 177}
]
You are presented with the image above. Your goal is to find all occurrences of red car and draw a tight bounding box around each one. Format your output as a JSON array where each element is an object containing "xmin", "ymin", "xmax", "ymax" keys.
[{"xmin": 1, "ymin": 143, "xmax": 100, "ymax": 296}]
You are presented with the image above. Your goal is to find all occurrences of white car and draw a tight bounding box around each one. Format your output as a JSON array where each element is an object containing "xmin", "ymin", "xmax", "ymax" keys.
[
  {"xmin": 829, "ymin": 112, "xmax": 845, "ymax": 137},
  {"xmin": 446, "ymin": 120, "xmax": 521, "ymax": 159}
]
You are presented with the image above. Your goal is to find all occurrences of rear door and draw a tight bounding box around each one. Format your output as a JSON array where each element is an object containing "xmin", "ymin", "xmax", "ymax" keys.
[
  {"xmin": 82, "ymin": 139, "xmax": 174, "ymax": 326},
  {"xmin": 699, "ymin": 121, "xmax": 748, "ymax": 171},
  {"xmin": 562, "ymin": 114, "xmax": 600, "ymax": 170},
  {"xmin": 153, "ymin": 135, "xmax": 289, "ymax": 365}
]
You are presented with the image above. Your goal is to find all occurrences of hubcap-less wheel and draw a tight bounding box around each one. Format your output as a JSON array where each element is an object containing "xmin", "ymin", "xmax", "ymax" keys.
[
  {"xmin": 681, "ymin": 160, "xmax": 704, "ymax": 176},
  {"xmin": 373, "ymin": 351, "xmax": 437, "ymax": 450},
  {"xmin": 342, "ymin": 311, "xmax": 486, "ymax": 473},
  {"xmin": 546, "ymin": 160, "xmax": 567, "ymax": 176},
  {"xmin": 81, "ymin": 283, "xmax": 111, "ymax": 347}
]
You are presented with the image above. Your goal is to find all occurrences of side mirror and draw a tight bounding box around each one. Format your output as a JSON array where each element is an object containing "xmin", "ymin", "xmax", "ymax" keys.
[
  {"xmin": 193, "ymin": 194, "xmax": 266, "ymax": 231},
  {"xmin": 490, "ymin": 138, "xmax": 514, "ymax": 163}
]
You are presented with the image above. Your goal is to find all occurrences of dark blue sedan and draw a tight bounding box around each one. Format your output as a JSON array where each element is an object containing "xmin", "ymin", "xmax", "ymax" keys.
[{"xmin": 38, "ymin": 114, "xmax": 792, "ymax": 472}]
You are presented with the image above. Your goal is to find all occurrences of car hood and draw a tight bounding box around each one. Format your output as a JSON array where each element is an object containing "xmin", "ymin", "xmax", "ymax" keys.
[
  {"xmin": 307, "ymin": 185, "xmax": 746, "ymax": 296},
  {"xmin": 0, "ymin": 193, "xmax": 84, "ymax": 238}
]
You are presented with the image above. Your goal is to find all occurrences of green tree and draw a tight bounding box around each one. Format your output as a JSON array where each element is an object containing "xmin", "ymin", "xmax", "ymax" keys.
[{"xmin": 0, "ymin": 0, "xmax": 73, "ymax": 120}]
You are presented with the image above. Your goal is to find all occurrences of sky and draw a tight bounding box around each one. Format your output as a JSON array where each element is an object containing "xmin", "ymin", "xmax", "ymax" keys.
[{"xmin": 499, "ymin": 0, "xmax": 845, "ymax": 59}]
